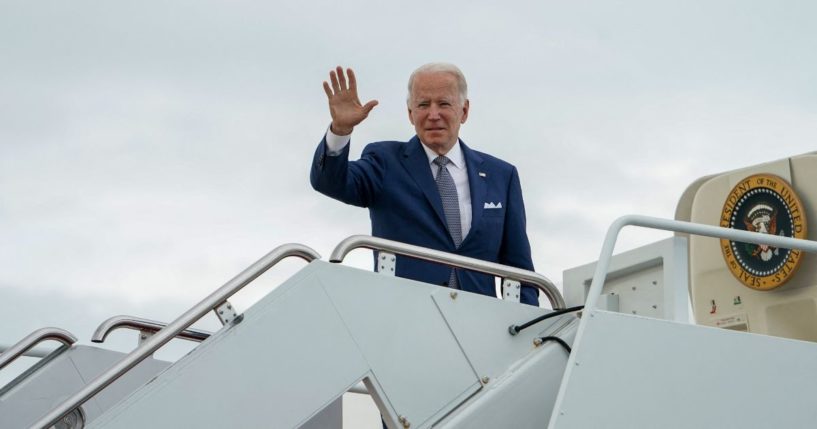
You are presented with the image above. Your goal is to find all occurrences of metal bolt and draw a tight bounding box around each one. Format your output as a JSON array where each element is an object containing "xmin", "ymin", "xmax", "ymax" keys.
[
  {"xmin": 450, "ymin": 291, "xmax": 458, "ymax": 299},
  {"xmin": 533, "ymin": 338, "xmax": 543, "ymax": 347},
  {"xmin": 398, "ymin": 415, "xmax": 410, "ymax": 428},
  {"xmin": 219, "ymin": 310, "xmax": 224, "ymax": 315},
  {"xmin": 652, "ymin": 305, "xmax": 658, "ymax": 309},
  {"xmin": 391, "ymin": 257, "xmax": 395, "ymax": 262},
  {"xmin": 481, "ymin": 376, "xmax": 490, "ymax": 384},
  {"xmin": 632, "ymin": 286, "xmax": 637, "ymax": 290}
]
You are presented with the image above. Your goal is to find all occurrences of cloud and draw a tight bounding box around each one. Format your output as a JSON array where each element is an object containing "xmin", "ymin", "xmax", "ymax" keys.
[{"xmin": 2, "ymin": 0, "xmax": 816, "ymax": 306}]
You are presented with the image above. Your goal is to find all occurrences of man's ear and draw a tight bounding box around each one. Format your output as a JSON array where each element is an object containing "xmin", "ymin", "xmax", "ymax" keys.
[
  {"xmin": 460, "ymin": 99, "xmax": 470, "ymax": 124},
  {"xmin": 408, "ymin": 106, "xmax": 415, "ymax": 125}
]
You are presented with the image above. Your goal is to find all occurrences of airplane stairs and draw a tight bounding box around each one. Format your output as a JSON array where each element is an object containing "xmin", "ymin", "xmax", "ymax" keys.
[{"xmin": 2, "ymin": 236, "xmax": 573, "ymax": 428}]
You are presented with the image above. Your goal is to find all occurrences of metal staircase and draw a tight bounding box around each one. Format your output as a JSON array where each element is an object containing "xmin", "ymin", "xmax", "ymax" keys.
[{"xmin": 7, "ymin": 218, "xmax": 814, "ymax": 428}]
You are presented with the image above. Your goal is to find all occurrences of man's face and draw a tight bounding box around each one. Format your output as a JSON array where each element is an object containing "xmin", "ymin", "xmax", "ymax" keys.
[{"xmin": 408, "ymin": 72, "xmax": 469, "ymax": 155}]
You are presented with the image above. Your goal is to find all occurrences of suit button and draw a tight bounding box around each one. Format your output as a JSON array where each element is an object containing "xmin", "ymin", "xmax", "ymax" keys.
[{"xmin": 442, "ymin": 281, "xmax": 448, "ymax": 286}]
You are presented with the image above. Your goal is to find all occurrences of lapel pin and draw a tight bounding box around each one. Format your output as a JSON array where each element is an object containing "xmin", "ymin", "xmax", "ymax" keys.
[{"xmin": 478, "ymin": 172, "xmax": 487, "ymax": 177}]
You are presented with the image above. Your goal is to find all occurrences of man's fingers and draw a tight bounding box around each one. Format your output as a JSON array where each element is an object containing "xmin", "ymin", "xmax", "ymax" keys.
[
  {"xmin": 329, "ymin": 69, "xmax": 341, "ymax": 93},
  {"xmin": 322, "ymin": 81, "xmax": 333, "ymax": 98},
  {"xmin": 347, "ymin": 68, "xmax": 357, "ymax": 92},
  {"xmin": 337, "ymin": 66, "xmax": 348, "ymax": 91},
  {"xmin": 362, "ymin": 100, "xmax": 379, "ymax": 114}
]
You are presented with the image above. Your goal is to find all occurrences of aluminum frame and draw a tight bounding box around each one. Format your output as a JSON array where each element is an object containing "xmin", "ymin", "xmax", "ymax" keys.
[
  {"xmin": 34, "ymin": 243, "xmax": 320, "ymax": 428},
  {"xmin": 331, "ymin": 235, "xmax": 565, "ymax": 308},
  {"xmin": 91, "ymin": 315, "xmax": 213, "ymax": 344},
  {"xmin": 0, "ymin": 327, "xmax": 77, "ymax": 371}
]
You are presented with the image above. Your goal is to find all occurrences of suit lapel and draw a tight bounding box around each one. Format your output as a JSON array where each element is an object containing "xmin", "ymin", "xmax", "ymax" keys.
[
  {"xmin": 462, "ymin": 141, "xmax": 486, "ymax": 243},
  {"xmin": 400, "ymin": 137, "xmax": 447, "ymax": 227}
]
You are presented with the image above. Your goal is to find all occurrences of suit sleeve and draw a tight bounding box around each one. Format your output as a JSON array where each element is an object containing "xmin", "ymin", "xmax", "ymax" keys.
[
  {"xmin": 499, "ymin": 167, "xmax": 540, "ymax": 306},
  {"xmin": 310, "ymin": 136, "xmax": 384, "ymax": 208}
]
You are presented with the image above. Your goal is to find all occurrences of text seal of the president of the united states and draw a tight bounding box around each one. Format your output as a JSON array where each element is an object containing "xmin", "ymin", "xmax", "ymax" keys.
[{"xmin": 720, "ymin": 173, "xmax": 807, "ymax": 290}]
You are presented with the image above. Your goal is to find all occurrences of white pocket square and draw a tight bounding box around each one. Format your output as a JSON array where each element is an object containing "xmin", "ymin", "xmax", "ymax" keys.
[{"xmin": 484, "ymin": 202, "xmax": 502, "ymax": 209}]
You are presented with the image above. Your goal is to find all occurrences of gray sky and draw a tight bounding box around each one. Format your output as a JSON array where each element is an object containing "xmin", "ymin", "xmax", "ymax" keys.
[{"xmin": 1, "ymin": 0, "xmax": 816, "ymax": 420}]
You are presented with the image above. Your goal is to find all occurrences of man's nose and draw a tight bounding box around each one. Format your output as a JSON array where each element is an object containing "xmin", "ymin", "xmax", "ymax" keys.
[{"xmin": 428, "ymin": 105, "xmax": 441, "ymax": 119}]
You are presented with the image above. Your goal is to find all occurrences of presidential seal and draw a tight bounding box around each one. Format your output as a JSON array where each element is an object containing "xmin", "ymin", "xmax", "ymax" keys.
[{"xmin": 720, "ymin": 174, "xmax": 807, "ymax": 290}]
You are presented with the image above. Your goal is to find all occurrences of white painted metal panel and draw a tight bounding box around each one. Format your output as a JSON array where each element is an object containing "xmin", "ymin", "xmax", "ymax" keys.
[
  {"xmin": 563, "ymin": 237, "xmax": 689, "ymax": 322},
  {"xmin": 438, "ymin": 320, "xmax": 578, "ymax": 428},
  {"xmin": 0, "ymin": 346, "xmax": 169, "ymax": 428},
  {"xmin": 316, "ymin": 264, "xmax": 482, "ymax": 427},
  {"xmin": 550, "ymin": 310, "xmax": 817, "ymax": 428},
  {"xmin": 430, "ymin": 287, "xmax": 573, "ymax": 381},
  {"xmin": 91, "ymin": 265, "xmax": 371, "ymax": 428}
]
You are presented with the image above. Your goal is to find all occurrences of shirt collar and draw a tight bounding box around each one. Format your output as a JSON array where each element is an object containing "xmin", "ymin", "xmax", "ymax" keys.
[{"xmin": 420, "ymin": 140, "xmax": 465, "ymax": 170}]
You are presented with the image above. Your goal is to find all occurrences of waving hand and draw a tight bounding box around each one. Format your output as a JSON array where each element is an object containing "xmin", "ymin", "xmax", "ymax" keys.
[{"xmin": 323, "ymin": 66, "xmax": 379, "ymax": 135}]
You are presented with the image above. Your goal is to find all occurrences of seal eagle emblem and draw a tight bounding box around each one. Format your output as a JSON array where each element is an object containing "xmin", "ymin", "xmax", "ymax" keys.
[{"xmin": 720, "ymin": 173, "xmax": 807, "ymax": 290}]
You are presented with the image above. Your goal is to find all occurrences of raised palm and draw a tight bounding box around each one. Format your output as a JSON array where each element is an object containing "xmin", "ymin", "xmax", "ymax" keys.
[{"xmin": 323, "ymin": 66, "xmax": 378, "ymax": 135}]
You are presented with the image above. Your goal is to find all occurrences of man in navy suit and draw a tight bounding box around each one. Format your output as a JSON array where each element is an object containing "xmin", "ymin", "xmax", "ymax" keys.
[{"xmin": 311, "ymin": 63, "xmax": 539, "ymax": 306}]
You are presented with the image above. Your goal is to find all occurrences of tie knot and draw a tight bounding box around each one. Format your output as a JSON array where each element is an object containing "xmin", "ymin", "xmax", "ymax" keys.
[{"xmin": 433, "ymin": 156, "xmax": 451, "ymax": 167}]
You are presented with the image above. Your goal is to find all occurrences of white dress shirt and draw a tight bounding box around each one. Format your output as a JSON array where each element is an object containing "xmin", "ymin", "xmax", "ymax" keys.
[{"xmin": 325, "ymin": 127, "xmax": 472, "ymax": 239}]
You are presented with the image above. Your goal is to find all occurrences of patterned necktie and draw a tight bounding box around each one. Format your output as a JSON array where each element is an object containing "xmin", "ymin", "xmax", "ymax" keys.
[{"xmin": 433, "ymin": 155, "xmax": 461, "ymax": 289}]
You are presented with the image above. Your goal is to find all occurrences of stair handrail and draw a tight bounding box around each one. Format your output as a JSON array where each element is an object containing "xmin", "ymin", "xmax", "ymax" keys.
[
  {"xmin": 330, "ymin": 235, "xmax": 565, "ymax": 309},
  {"xmin": 35, "ymin": 243, "xmax": 320, "ymax": 429},
  {"xmin": 0, "ymin": 328, "xmax": 77, "ymax": 370},
  {"xmin": 0, "ymin": 344, "xmax": 53, "ymax": 359},
  {"xmin": 584, "ymin": 215, "xmax": 817, "ymax": 312},
  {"xmin": 92, "ymin": 315, "xmax": 213, "ymax": 344}
]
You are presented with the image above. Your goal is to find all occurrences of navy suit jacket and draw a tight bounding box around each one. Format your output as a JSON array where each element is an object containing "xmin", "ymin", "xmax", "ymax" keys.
[{"xmin": 310, "ymin": 135, "xmax": 539, "ymax": 306}]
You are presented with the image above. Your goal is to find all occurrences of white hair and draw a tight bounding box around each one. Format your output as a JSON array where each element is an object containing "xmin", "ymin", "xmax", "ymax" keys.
[{"xmin": 407, "ymin": 62, "xmax": 468, "ymax": 105}]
